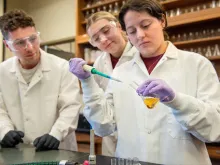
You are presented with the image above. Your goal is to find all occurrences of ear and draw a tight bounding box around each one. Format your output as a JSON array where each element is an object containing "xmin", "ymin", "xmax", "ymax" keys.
[
  {"xmin": 3, "ymin": 40, "xmax": 12, "ymax": 51},
  {"xmin": 160, "ymin": 14, "xmax": 166, "ymax": 29}
]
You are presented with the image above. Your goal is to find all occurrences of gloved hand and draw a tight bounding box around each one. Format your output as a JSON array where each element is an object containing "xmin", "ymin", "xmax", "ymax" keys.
[
  {"xmin": 69, "ymin": 58, "xmax": 91, "ymax": 80},
  {"xmin": 0, "ymin": 130, "xmax": 24, "ymax": 148},
  {"xmin": 33, "ymin": 134, "xmax": 60, "ymax": 152},
  {"xmin": 136, "ymin": 78, "xmax": 175, "ymax": 102}
]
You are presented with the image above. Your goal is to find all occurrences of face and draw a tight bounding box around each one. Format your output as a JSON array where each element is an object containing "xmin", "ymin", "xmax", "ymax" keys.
[
  {"xmin": 87, "ymin": 19, "xmax": 126, "ymax": 57},
  {"xmin": 124, "ymin": 10, "xmax": 167, "ymax": 58},
  {"xmin": 4, "ymin": 26, "xmax": 41, "ymax": 69}
]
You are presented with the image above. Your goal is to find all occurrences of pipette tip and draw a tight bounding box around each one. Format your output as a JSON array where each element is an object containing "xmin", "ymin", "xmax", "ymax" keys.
[{"xmin": 111, "ymin": 77, "xmax": 122, "ymax": 83}]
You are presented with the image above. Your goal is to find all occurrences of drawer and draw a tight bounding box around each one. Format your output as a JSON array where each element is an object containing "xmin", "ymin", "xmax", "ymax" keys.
[{"xmin": 207, "ymin": 146, "xmax": 220, "ymax": 159}]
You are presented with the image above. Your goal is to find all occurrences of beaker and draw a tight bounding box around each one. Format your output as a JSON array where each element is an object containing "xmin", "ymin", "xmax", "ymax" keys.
[
  {"xmin": 142, "ymin": 96, "xmax": 159, "ymax": 109},
  {"xmin": 111, "ymin": 158, "xmax": 117, "ymax": 165},
  {"xmin": 129, "ymin": 81, "xmax": 159, "ymax": 109}
]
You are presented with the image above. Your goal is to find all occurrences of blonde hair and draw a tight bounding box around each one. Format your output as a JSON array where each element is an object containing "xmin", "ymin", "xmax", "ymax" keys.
[{"xmin": 86, "ymin": 11, "xmax": 127, "ymax": 41}]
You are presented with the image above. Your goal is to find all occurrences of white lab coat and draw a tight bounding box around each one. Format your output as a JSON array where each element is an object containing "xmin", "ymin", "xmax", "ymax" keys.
[
  {"xmin": 92, "ymin": 42, "xmax": 137, "ymax": 156},
  {"xmin": 0, "ymin": 49, "xmax": 82, "ymax": 151},
  {"xmin": 81, "ymin": 42, "xmax": 220, "ymax": 164}
]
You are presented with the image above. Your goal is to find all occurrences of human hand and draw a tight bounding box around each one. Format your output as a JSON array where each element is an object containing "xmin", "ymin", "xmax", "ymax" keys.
[
  {"xmin": 0, "ymin": 130, "xmax": 24, "ymax": 148},
  {"xmin": 136, "ymin": 78, "xmax": 175, "ymax": 102},
  {"xmin": 33, "ymin": 134, "xmax": 60, "ymax": 152},
  {"xmin": 69, "ymin": 58, "xmax": 91, "ymax": 80}
]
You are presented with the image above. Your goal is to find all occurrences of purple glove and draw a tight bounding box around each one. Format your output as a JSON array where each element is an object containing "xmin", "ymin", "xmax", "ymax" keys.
[
  {"xmin": 69, "ymin": 58, "xmax": 91, "ymax": 80},
  {"xmin": 136, "ymin": 78, "xmax": 175, "ymax": 102}
]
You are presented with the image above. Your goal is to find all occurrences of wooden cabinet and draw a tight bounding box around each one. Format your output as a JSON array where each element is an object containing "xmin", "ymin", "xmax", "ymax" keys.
[
  {"xmin": 76, "ymin": 132, "xmax": 102, "ymax": 155},
  {"xmin": 75, "ymin": 0, "xmax": 220, "ymax": 161}
]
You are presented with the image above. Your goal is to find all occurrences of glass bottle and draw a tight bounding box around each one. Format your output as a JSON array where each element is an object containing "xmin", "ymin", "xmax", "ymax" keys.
[
  {"xmin": 113, "ymin": 2, "xmax": 119, "ymax": 15},
  {"xmin": 108, "ymin": 4, "xmax": 113, "ymax": 14}
]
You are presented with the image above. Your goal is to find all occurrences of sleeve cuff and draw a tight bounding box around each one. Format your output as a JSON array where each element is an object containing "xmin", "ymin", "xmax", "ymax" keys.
[
  {"xmin": 0, "ymin": 127, "xmax": 13, "ymax": 140},
  {"xmin": 163, "ymin": 92, "xmax": 199, "ymax": 116},
  {"xmin": 49, "ymin": 129, "xmax": 63, "ymax": 141}
]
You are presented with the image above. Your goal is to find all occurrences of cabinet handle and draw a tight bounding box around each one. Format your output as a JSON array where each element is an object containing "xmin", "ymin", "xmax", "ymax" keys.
[{"xmin": 215, "ymin": 150, "xmax": 220, "ymax": 154}]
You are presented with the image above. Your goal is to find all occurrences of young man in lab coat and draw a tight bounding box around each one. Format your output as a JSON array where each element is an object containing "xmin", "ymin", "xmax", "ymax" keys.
[{"xmin": 0, "ymin": 9, "xmax": 82, "ymax": 151}]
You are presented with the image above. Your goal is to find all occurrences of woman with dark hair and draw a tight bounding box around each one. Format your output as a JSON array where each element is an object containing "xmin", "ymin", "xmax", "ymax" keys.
[{"xmin": 69, "ymin": 0, "xmax": 220, "ymax": 164}]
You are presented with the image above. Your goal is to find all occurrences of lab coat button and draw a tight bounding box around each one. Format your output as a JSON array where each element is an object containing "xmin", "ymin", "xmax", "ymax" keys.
[
  {"xmin": 148, "ymin": 130, "xmax": 151, "ymax": 134},
  {"xmin": 25, "ymin": 118, "xmax": 29, "ymax": 121}
]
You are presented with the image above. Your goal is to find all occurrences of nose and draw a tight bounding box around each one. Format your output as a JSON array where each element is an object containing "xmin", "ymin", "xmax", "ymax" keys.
[
  {"xmin": 99, "ymin": 34, "xmax": 108, "ymax": 44},
  {"xmin": 136, "ymin": 28, "xmax": 145, "ymax": 40},
  {"xmin": 24, "ymin": 40, "xmax": 33, "ymax": 50}
]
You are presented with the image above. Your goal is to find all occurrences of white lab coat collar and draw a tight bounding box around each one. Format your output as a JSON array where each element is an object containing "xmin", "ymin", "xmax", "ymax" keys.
[
  {"xmin": 132, "ymin": 41, "xmax": 178, "ymax": 65},
  {"xmin": 102, "ymin": 41, "xmax": 136, "ymax": 71},
  {"xmin": 130, "ymin": 41, "xmax": 178, "ymax": 75},
  {"xmin": 103, "ymin": 41, "xmax": 134, "ymax": 59},
  {"xmin": 120, "ymin": 41, "xmax": 134, "ymax": 57},
  {"xmin": 9, "ymin": 49, "xmax": 51, "ymax": 73}
]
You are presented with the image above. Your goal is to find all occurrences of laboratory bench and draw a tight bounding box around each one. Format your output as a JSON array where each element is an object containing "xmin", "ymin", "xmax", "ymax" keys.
[
  {"xmin": 75, "ymin": 132, "xmax": 220, "ymax": 165},
  {"xmin": 76, "ymin": 115, "xmax": 220, "ymax": 163},
  {"xmin": 0, "ymin": 144, "xmax": 156, "ymax": 165}
]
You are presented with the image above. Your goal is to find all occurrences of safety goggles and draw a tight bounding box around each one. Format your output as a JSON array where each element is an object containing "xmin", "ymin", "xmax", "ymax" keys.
[
  {"xmin": 89, "ymin": 21, "xmax": 117, "ymax": 47},
  {"xmin": 6, "ymin": 32, "xmax": 40, "ymax": 51}
]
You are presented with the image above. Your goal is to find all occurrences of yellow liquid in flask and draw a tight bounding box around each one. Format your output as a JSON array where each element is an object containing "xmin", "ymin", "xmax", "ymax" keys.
[{"xmin": 143, "ymin": 97, "xmax": 159, "ymax": 109}]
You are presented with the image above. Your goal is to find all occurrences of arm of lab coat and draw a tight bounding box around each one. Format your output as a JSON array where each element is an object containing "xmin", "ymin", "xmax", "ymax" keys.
[
  {"xmin": 82, "ymin": 76, "xmax": 116, "ymax": 137},
  {"xmin": 165, "ymin": 58, "xmax": 220, "ymax": 142},
  {"xmin": 0, "ymin": 92, "xmax": 14, "ymax": 140},
  {"xmin": 49, "ymin": 63, "xmax": 82, "ymax": 141},
  {"xmin": 92, "ymin": 56, "xmax": 101, "ymax": 86}
]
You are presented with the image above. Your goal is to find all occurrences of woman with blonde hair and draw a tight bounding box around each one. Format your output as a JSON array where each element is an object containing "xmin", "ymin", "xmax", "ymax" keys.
[{"xmin": 70, "ymin": 11, "xmax": 137, "ymax": 156}]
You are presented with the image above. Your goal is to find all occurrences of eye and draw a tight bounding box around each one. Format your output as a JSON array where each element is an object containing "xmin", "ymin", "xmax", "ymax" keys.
[
  {"xmin": 102, "ymin": 26, "xmax": 110, "ymax": 34},
  {"xmin": 127, "ymin": 29, "xmax": 136, "ymax": 35},
  {"xmin": 94, "ymin": 36, "xmax": 100, "ymax": 42},
  {"xmin": 14, "ymin": 40, "xmax": 26, "ymax": 46},
  {"xmin": 143, "ymin": 25, "xmax": 149, "ymax": 29},
  {"xmin": 141, "ymin": 23, "xmax": 151, "ymax": 29},
  {"xmin": 29, "ymin": 35, "xmax": 37, "ymax": 42}
]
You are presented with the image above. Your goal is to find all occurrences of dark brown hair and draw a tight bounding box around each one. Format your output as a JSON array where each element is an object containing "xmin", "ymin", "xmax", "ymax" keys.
[
  {"xmin": 119, "ymin": 0, "xmax": 167, "ymax": 31},
  {"xmin": 0, "ymin": 9, "xmax": 35, "ymax": 40}
]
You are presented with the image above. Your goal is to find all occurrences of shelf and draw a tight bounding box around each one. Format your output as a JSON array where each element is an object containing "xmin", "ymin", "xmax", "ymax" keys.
[
  {"xmin": 174, "ymin": 36, "xmax": 220, "ymax": 47},
  {"xmin": 161, "ymin": 0, "xmax": 208, "ymax": 10},
  {"xmin": 87, "ymin": 61, "xmax": 94, "ymax": 65},
  {"xmin": 81, "ymin": 0, "xmax": 208, "ymax": 12},
  {"xmin": 168, "ymin": 7, "xmax": 220, "ymax": 28},
  {"xmin": 208, "ymin": 56, "xmax": 220, "ymax": 61},
  {"xmin": 81, "ymin": 20, "xmax": 86, "ymax": 25},
  {"xmin": 76, "ymin": 34, "xmax": 89, "ymax": 44},
  {"xmin": 207, "ymin": 145, "xmax": 220, "ymax": 159},
  {"xmin": 81, "ymin": 7, "xmax": 220, "ymax": 27},
  {"xmin": 81, "ymin": 0, "xmax": 120, "ymax": 11},
  {"xmin": 81, "ymin": 12, "xmax": 118, "ymax": 25}
]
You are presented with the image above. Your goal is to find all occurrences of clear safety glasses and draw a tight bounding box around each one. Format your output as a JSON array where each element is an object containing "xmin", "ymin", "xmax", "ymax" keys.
[
  {"xmin": 89, "ymin": 21, "xmax": 117, "ymax": 47},
  {"xmin": 6, "ymin": 32, "xmax": 40, "ymax": 52}
]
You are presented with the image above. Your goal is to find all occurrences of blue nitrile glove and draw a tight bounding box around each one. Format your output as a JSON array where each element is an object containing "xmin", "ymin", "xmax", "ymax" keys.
[
  {"xmin": 33, "ymin": 134, "xmax": 60, "ymax": 152},
  {"xmin": 136, "ymin": 78, "xmax": 175, "ymax": 102},
  {"xmin": 69, "ymin": 58, "xmax": 91, "ymax": 80},
  {"xmin": 0, "ymin": 130, "xmax": 24, "ymax": 148}
]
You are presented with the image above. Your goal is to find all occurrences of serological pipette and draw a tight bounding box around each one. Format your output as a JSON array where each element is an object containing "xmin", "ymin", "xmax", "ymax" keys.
[
  {"xmin": 89, "ymin": 129, "xmax": 96, "ymax": 165},
  {"xmin": 83, "ymin": 65, "xmax": 122, "ymax": 83}
]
